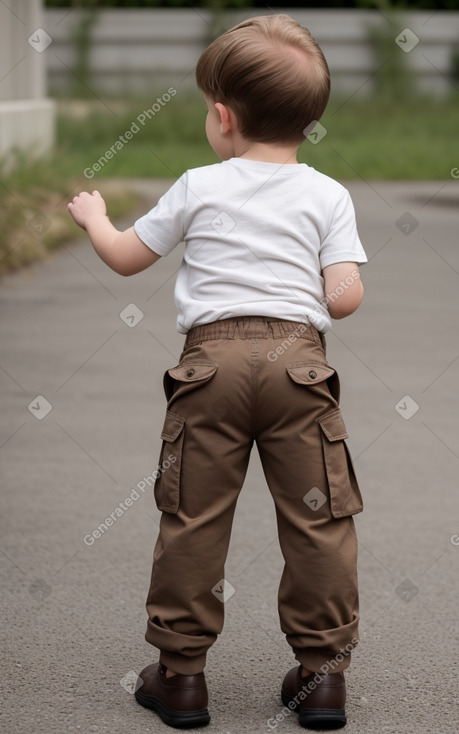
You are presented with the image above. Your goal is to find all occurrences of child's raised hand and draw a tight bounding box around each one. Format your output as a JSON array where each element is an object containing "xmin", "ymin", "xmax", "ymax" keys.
[{"xmin": 68, "ymin": 190, "xmax": 107, "ymax": 230}]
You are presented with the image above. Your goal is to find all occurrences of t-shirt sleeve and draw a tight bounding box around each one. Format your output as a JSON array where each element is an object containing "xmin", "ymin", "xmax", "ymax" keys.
[
  {"xmin": 319, "ymin": 189, "xmax": 368, "ymax": 269},
  {"xmin": 133, "ymin": 173, "xmax": 188, "ymax": 257}
]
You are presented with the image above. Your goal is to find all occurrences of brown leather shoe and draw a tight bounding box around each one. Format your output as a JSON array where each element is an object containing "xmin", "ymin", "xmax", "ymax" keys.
[
  {"xmin": 281, "ymin": 665, "xmax": 346, "ymax": 729},
  {"xmin": 135, "ymin": 663, "xmax": 210, "ymax": 729}
]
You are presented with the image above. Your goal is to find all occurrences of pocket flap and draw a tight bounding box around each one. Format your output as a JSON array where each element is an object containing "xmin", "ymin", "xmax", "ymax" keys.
[
  {"xmin": 160, "ymin": 410, "xmax": 185, "ymax": 442},
  {"xmin": 168, "ymin": 361, "xmax": 218, "ymax": 384},
  {"xmin": 317, "ymin": 408, "xmax": 348, "ymax": 441},
  {"xmin": 286, "ymin": 362, "xmax": 335, "ymax": 385}
]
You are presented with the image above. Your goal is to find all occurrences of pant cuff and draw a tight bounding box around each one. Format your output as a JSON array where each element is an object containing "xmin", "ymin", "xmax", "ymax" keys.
[
  {"xmin": 295, "ymin": 646, "xmax": 354, "ymax": 674},
  {"xmin": 159, "ymin": 650, "xmax": 207, "ymax": 675}
]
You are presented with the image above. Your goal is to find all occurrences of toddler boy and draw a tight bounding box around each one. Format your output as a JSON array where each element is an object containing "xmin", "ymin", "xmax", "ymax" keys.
[{"xmin": 68, "ymin": 14, "xmax": 367, "ymax": 730}]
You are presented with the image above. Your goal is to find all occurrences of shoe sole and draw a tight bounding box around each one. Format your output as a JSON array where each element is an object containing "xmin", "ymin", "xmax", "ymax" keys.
[
  {"xmin": 281, "ymin": 689, "xmax": 346, "ymax": 730},
  {"xmin": 135, "ymin": 689, "xmax": 210, "ymax": 729}
]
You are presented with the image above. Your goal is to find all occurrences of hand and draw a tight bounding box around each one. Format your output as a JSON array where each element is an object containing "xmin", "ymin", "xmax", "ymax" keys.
[{"xmin": 68, "ymin": 190, "xmax": 107, "ymax": 230}]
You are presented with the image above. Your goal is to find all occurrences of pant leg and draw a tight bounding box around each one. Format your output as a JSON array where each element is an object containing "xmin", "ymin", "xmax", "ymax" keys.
[
  {"xmin": 145, "ymin": 336, "xmax": 253, "ymax": 675},
  {"xmin": 255, "ymin": 329, "xmax": 363, "ymax": 673}
]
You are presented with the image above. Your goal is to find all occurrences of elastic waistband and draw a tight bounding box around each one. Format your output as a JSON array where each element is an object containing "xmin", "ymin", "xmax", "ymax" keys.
[{"xmin": 184, "ymin": 316, "xmax": 323, "ymax": 348}]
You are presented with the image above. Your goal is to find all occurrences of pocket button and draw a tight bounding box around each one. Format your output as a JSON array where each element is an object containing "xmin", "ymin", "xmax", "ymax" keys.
[
  {"xmin": 185, "ymin": 368, "xmax": 195, "ymax": 378},
  {"xmin": 308, "ymin": 370, "xmax": 317, "ymax": 380}
]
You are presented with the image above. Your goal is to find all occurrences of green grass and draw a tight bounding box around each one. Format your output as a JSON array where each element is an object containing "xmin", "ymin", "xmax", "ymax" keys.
[
  {"xmin": 55, "ymin": 93, "xmax": 459, "ymax": 181},
  {"xmin": 0, "ymin": 151, "xmax": 139, "ymax": 274},
  {"xmin": 1, "ymin": 92, "xmax": 458, "ymax": 274}
]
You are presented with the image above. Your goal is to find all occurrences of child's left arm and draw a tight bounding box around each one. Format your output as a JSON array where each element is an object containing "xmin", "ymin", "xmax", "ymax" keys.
[
  {"xmin": 322, "ymin": 261, "xmax": 364, "ymax": 319},
  {"xmin": 68, "ymin": 190, "xmax": 160, "ymax": 276}
]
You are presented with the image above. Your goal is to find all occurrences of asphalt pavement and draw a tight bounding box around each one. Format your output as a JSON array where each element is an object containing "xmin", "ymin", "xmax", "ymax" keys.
[{"xmin": 1, "ymin": 178, "xmax": 458, "ymax": 733}]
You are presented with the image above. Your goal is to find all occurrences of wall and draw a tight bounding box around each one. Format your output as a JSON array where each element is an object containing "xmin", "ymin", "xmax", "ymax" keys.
[
  {"xmin": 42, "ymin": 8, "xmax": 459, "ymax": 96},
  {"xmin": 0, "ymin": 0, "xmax": 55, "ymax": 159}
]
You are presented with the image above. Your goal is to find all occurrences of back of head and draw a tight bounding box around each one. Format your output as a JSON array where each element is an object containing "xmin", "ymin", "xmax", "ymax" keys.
[{"xmin": 196, "ymin": 14, "xmax": 330, "ymax": 145}]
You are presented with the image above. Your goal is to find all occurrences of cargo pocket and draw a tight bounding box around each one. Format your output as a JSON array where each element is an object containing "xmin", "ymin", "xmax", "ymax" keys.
[
  {"xmin": 286, "ymin": 361, "xmax": 335, "ymax": 386},
  {"xmin": 154, "ymin": 410, "xmax": 185, "ymax": 514},
  {"xmin": 163, "ymin": 360, "xmax": 218, "ymax": 404},
  {"xmin": 286, "ymin": 360, "xmax": 340, "ymax": 402},
  {"xmin": 316, "ymin": 408, "xmax": 363, "ymax": 518}
]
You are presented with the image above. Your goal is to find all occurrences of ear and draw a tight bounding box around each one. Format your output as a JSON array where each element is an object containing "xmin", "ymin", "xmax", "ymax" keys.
[{"xmin": 214, "ymin": 102, "xmax": 237, "ymax": 134}]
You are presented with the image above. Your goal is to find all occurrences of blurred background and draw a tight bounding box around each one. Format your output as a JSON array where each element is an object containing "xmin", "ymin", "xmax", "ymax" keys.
[
  {"xmin": 0, "ymin": 0, "xmax": 458, "ymax": 271},
  {"xmin": 2, "ymin": 7, "xmax": 459, "ymax": 733}
]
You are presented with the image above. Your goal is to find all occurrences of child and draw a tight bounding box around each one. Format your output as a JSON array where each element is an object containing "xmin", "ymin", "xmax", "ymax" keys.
[{"xmin": 68, "ymin": 14, "xmax": 367, "ymax": 730}]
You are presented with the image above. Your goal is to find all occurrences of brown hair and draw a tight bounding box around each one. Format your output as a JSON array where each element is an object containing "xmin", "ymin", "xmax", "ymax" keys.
[{"xmin": 195, "ymin": 14, "xmax": 330, "ymax": 145}]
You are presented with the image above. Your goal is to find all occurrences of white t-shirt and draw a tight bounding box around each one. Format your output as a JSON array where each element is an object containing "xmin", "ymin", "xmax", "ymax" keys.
[{"xmin": 134, "ymin": 158, "xmax": 367, "ymax": 334}]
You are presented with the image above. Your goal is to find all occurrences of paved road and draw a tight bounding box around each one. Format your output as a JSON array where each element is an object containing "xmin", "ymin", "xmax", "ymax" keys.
[{"xmin": 1, "ymin": 179, "xmax": 458, "ymax": 733}]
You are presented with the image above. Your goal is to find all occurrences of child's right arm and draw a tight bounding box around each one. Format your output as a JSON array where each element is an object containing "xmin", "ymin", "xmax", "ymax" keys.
[{"xmin": 68, "ymin": 190, "xmax": 161, "ymax": 276}]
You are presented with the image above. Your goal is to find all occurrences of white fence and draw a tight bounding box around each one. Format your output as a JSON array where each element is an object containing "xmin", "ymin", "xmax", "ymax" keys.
[{"xmin": 43, "ymin": 8, "xmax": 459, "ymax": 96}]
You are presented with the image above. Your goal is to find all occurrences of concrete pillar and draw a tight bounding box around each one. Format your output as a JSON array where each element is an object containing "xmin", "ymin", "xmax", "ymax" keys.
[{"xmin": 0, "ymin": 0, "xmax": 55, "ymax": 158}]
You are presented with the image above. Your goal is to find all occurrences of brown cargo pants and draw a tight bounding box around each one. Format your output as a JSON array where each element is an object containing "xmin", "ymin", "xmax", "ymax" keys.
[{"xmin": 145, "ymin": 316, "xmax": 363, "ymax": 675}]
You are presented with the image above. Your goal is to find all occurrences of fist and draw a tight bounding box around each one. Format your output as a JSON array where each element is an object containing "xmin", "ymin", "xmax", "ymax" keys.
[{"xmin": 68, "ymin": 190, "xmax": 107, "ymax": 230}]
